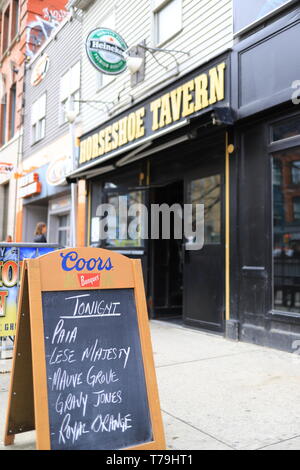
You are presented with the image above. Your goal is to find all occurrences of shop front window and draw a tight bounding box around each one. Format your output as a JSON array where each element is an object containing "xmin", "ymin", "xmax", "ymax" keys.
[
  {"xmin": 272, "ymin": 116, "xmax": 300, "ymax": 142},
  {"xmin": 58, "ymin": 214, "xmax": 70, "ymax": 247},
  {"xmin": 273, "ymin": 147, "xmax": 300, "ymax": 313},
  {"xmin": 105, "ymin": 191, "xmax": 144, "ymax": 248},
  {"xmin": 189, "ymin": 175, "xmax": 221, "ymax": 245}
]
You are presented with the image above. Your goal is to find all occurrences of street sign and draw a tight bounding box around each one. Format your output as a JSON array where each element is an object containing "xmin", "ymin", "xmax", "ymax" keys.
[
  {"xmin": 85, "ymin": 28, "xmax": 128, "ymax": 75},
  {"xmin": 4, "ymin": 248, "xmax": 165, "ymax": 450}
]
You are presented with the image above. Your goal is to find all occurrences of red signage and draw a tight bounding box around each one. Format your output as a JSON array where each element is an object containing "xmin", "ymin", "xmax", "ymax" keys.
[
  {"xmin": 77, "ymin": 273, "xmax": 101, "ymax": 288},
  {"xmin": 19, "ymin": 172, "xmax": 41, "ymax": 199}
]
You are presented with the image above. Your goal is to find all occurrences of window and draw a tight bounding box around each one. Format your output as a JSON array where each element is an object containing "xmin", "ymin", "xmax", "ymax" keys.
[
  {"xmin": 96, "ymin": 11, "xmax": 116, "ymax": 90},
  {"xmin": 291, "ymin": 161, "xmax": 300, "ymax": 185},
  {"xmin": 273, "ymin": 148, "xmax": 300, "ymax": 313},
  {"xmin": 9, "ymin": 83, "xmax": 16, "ymax": 139},
  {"xmin": 2, "ymin": 6, "xmax": 10, "ymax": 54},
  {"xmin": 104, "ymin": 191, "xmax": 144, "ymax": 248},
  {"xmin": 293, "ymin": 197, "xmax": 300, "ymax": 222},
  {"xmin": 189, "ymin": 175, "xmax": 221, "ymax": 245},
  {"xmin": 32, "ymin": 93, "xmax": 46, "ymax": 144},
  {"xmin": 60, "ymin": 61, "xmax": 80, "ymax": 124},
  {"xmin": 58, "ymin": 214, "xmax": 70, "ymax": 246},
  {"xmin": 234, "ymin": 0, "xmax": 295, "ymax": 34},
  {"xmin": 153, "ymin": 0, "xmax": 182, "ymax": 46},
  {"xmin": 11, "ymin": 0, "xmax": 19, "ymax": 39},
  {"xmin": 1, "ymin": 93, "xmax": 7, "ymax": 145},
  {"xmin": 272, "ymin": 116, "xmax": 300, "ymax": 142}
]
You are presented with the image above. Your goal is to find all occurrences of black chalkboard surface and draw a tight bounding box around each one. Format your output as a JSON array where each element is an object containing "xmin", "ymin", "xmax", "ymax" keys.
[{"xmin": 42, "ymin": 288, "xmax": 153, "ymax": 450}]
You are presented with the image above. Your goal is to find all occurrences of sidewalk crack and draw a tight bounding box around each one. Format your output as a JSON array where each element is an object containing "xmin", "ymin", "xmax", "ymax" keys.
[
  {"xmin": 256, "ymin": 434, "xmax": 300, "ymax": 450},
  {"xmin": 162, "ymin": 409, "xmax": 236, "ymax": 450}
]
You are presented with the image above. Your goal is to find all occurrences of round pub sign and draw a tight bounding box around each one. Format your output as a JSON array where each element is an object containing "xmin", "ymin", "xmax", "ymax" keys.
[{"xmin": 86, "ymin": 28, "xmax": 128, "ymax": 75}]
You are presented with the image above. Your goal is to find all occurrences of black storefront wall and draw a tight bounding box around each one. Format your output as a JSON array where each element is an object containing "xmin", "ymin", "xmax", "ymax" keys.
[
  {"xmin": 74, "ymin": 52, "xmax": 233, "ymax": 332},
  {"xmin": 89, "ymin": 128, "xmax": 228, "ymax": 331},
  {"xmin": 231, "ymin": 3, "xmax": 300, "ymax": 352}
]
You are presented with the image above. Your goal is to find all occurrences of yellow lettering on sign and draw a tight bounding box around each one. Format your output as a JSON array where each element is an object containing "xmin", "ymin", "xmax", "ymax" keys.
[
  {"xmin": 79, "ymin": 140, "xmax": 86, "ymax": 164},
  {"xmin": 86, "ymin": 137, "xmax": 93, "ymax": 162},
  {"xmin": 92, "ymin": 133, "xmax": 99, "ymax": 159},
  {"xmin": 78, "ymin": 62, "xmax": 227, "ymax": 165},
  {"xmin": 105, "ymin": 126, "xmax": 112, "ymax": 153},
  {"xmin": 170, "ymin": 86, "xmax": 183, "ymax": 122},
  {"xmin": 127, "ymin": 113, "xmax": 136, "ymax": 142},
  {"xmin": 150, "ymin": 98, "xmax": 161, "ymax": 131},
  {"xmin": 119, "ymin": 117, "xmax": 128, "ymax": 147},
  {"xmin": 182, "ymin": 80, "xmax": 195, "ymax": 117},
  {"xmin": 111, "ymin": 122, "xmax": 119, "ymax": 150},
  {"xmin": 194, "ymin": 73, "xmax": 209, "ymax": 111},
  {"xmin": 136, "ymin": 107, "xmax": 145, "ymax": 138},
  {"xmin": 209, "ymin": 62, "xmax": 226, "ymax": 105},
  {"xmin": 99, "ymin": 130, "xmax": 105, "ymax": 156},
  {"xmin": 159, "ymin": 93, "xmax": 172, "ymax": 128}
]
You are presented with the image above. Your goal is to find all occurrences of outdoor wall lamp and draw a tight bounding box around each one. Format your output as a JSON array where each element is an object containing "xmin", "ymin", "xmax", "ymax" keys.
[{"xmin": 125, "ymin": 43, "xmax": 190, "ymax": 75}]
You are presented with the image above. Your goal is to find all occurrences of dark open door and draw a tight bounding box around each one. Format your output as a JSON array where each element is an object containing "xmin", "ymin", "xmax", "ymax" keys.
[{"xmin": 183, "ymin": 158, "xmax": 225, "ymax": 332}]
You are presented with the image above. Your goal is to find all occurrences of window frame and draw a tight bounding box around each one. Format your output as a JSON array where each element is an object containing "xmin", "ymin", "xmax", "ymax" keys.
[
  {"xmin": 1, "ymin": 4, "xmax": 10, "ymax": 56},
  {"xmin": 59, "ymin": 61, "xmax": 81, "ymax": 126},
  {"xmin": 269, "ymin": 112, "xmax": 300, "ymax": 319},
  {"xmin": 57, "ymin": 213, "xmax": 71, "ymax": 247},
  {"xmin": 233, "ymin": 0, "xmax": 298, "ymax": 38},
  {"xmin": 1, "ymin": 93, "xmax": 7, "ymax": 146},
  {"xmin": 9, "ymin": 82, "xmax": 16, "ymax": 139},
  {"xmin": 31, "ymin": 93, "xmax": 46, "ymax": 145},
  {"xmin": 152, "ymin": 0, "xmax": 183, "ymax": 47},
  {"xmin": 11, "ymin": 0, "xmax": 19, "ymax": 41}
]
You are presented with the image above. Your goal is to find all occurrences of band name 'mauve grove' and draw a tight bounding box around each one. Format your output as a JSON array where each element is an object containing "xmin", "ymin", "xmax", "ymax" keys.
[{"xmin": 79, "ymin": 62, "xmax": 226, "ymax": 166}]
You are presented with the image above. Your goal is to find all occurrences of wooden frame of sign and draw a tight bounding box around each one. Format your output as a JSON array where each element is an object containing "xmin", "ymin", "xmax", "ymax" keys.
[{"xmin": 4, "ymin": 248, "xmax": 165, "ymax": 450}]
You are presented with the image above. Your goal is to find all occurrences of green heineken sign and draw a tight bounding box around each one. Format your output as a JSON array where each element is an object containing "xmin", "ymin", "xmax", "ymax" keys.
[{"xmin": 86, "ymin": 28, "xmax": 128, "ymax": 75}]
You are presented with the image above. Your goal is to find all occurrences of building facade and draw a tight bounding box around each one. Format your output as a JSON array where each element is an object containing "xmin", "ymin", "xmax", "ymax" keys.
[
  {"xmin": 64, "ymin": 0, "xmax": 300, "ymax": 353},
  {"xmin": 19, "ymin": 12, "xmax": 82, "ymax": 245},
  {"xmin": 229, "ymin": 0, "xmax": 300, "ymax": 351},
  {"xmin": 67, "ymin": 0, "xmax": 234, "ymax": 331}
]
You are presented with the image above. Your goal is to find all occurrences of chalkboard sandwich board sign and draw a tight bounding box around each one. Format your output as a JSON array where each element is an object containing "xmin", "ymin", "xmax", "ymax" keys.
[{"xmin": 4, "ymin": 248, "xmax": 165, "ymax": 450}]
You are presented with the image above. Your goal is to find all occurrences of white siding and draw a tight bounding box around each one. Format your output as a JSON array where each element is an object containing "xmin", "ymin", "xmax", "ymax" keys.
[{"xmin": 80, "ymin": 0, "xmax": 233, "ymax": 135}]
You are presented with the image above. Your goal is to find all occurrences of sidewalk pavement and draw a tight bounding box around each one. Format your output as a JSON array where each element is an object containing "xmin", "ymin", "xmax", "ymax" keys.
[{"xmin": 1, "ymin": 320, "xmax": 300, "ymax": 450}]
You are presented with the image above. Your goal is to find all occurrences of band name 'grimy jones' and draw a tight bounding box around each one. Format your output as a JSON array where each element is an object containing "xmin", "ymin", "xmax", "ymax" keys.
[{"xmin": 79, "ymin": 62, "xmax": 226, "ymax": 165}]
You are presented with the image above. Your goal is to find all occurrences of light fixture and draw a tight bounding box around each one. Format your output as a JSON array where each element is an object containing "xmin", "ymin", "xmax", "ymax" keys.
[
  {"xmin": 65, "ymin": 107, "xmax": 77, "ymax": 124},
  {"xmin": 125, "ymin": 43, "xmax": 190, "ymax": 75},
  {"xmin": 126, "ymin": 56, "xmax": 144, "ymax": 74}
]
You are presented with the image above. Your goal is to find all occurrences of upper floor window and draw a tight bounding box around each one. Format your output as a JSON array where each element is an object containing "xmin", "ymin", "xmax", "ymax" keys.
[
  {"xmin": 153, "ymin": 0, "xmax": 182, "ymax": 46},
  {"xmin": 9, "ymin": 83, "xmax": 16, "ymax": 139},
  {"xmin": 60, "ymin": 61, "xmax": 81, "ymax": 124},
  {"xmin": 1, "ymin": 6, "xmax": 10, "ymax": 54},
  {"xmin": 1, "ymin": 94, "xmax": 7, "ymax": 146},
  {"xmin": 32, "ymin": 93, "xmax": 46, "ymax": 144},
  {"xmin": 234, "ymin": 0, "xmax": 296, "ymax": 35},
  {"xmin": 11, "ymin": 0, "xmax": 19, "ymax": 39},
  {"xmin": 0, "ymin": 1, "xmax": 20, "ymax": 55}
]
